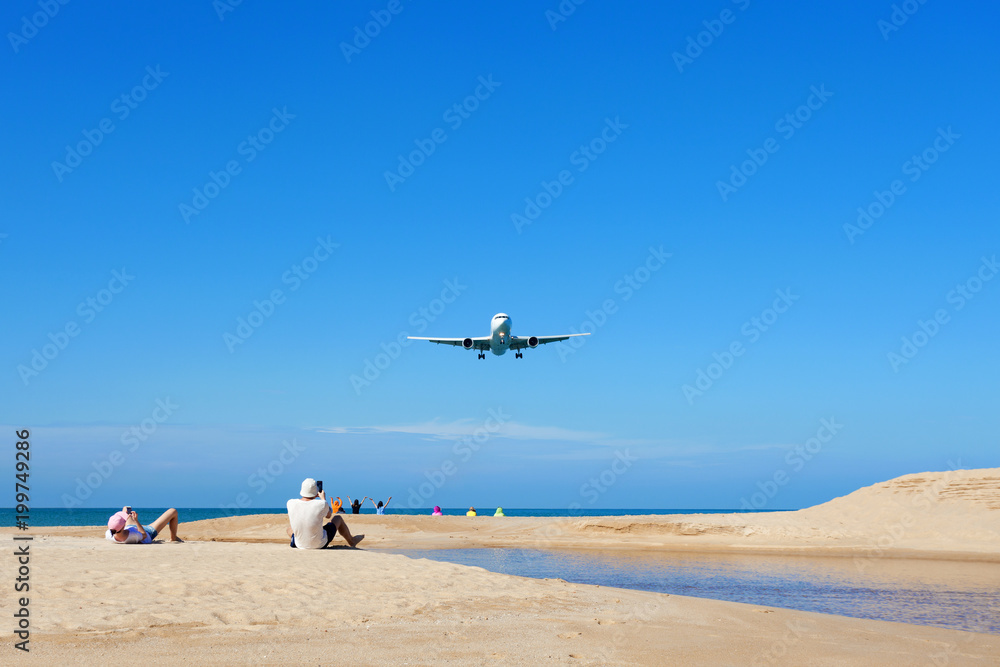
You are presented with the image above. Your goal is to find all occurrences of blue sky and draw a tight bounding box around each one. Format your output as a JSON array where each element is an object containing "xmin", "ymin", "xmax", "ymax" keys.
[{"xmin": 2, "ymin": 1, "xmax": 998, "ymax": 511}]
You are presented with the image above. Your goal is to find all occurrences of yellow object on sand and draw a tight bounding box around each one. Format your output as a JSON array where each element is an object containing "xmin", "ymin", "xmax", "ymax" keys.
[
  {"xmin": 466, "ymin": 508, "xmax": 477, "ymax": 517},
  {"xmin": 494, "ymin": 508, "xmax": 505, "ymax": 517}
]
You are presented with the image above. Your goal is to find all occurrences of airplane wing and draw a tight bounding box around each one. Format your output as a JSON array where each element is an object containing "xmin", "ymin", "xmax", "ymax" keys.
[
  {"xmin": 407, "ymin": 336, "xmax": 492, "ymax": 351},
  {"xmin": 510, "ymin": 333, "xmax": 589, "ymax": 350}
]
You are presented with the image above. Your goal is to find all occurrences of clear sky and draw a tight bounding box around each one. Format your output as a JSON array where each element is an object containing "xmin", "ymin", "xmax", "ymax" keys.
[{"xmin": 2, "ymin": 1, "xmax": 998, "ymax": 512}]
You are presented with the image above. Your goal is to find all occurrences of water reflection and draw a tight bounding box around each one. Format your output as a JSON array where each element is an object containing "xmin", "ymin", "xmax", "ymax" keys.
[{"xmin": 390, "ymin": 548, "xmax": 1000, "ymax": 634}]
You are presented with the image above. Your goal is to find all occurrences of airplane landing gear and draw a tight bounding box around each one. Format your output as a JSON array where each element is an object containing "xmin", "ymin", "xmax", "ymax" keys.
[
  {"xmin": 478, "ymin": 352, "xmax": 485, "ymax": 359},
  {"xmin": 515, "ymin": 352, "xmax": 523, "ymax": 359}
]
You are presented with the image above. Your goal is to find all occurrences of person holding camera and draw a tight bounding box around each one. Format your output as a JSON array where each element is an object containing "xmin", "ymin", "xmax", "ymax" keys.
[
  {"xmin": 286, "ymin": 478, "xmax": 364, "ymax": 549},
  {"xmin": 105, "ymin": 507, "xmax": 183, "ymax": 544}
]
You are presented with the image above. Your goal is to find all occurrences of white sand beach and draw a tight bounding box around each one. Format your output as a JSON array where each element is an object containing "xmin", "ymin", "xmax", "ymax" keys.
[{"xmin": 6, "ymin": 468, "xmax": 999, "ymax": 665}]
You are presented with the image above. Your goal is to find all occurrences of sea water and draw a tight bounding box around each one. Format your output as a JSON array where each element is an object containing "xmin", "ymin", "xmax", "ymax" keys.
[{"xmin": 390, "ymin": 547, "xmax": 1000, "ymax": 634}]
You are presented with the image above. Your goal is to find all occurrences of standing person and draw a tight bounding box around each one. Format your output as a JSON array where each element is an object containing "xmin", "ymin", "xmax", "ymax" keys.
[
  {"xmin": 286, "ymin": 479, "xmax": 364, "ymax": 549},
  {"xmin": 106, "ymin": 507, "xmax": 183, "ymax": 544},
  {"xmin": 348, "ymin": 496, "xmax": 367, "ymax": 515},
  {"xmin": 368, "ymin": 496, "xmax": 392, "ymax": 515}
]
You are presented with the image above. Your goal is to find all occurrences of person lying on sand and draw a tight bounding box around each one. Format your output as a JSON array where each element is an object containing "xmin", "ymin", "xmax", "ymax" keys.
[
  {"xmin": 106, "ymin": 507, "xmax": 183, "ymax": 544},
  {"xmin": 286, "ymin": 478, "xmax": 364, "ymax": 549}
]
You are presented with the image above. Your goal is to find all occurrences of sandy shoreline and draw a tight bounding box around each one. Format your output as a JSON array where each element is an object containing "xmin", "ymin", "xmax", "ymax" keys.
[
  {"xmin": 28, "ymin": 467, "xmax": 1000, "ymax": 559},
  {"xmin": 6, "ymin": 468, "xmax": 998, "ymax": 665},
  {"xmin": 9, "ymin": 536, "xmax": 1000, "ymax": 666}
]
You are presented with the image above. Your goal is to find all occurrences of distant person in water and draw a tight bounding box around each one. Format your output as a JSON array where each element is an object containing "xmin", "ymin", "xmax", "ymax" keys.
[
  {"xmin": 432, "ymin": 506, "xmax": 443, "ymax": 516},
  {"xmin": 286, "ymin": 479, "xmax": 363, "ymax": 549},
  {"xmin": 369, "ymin": 496, "xmax": 392, "ymax": 515},
  {"xmin": 494, "ymin": 507, "xmax": 505, "ymax": 517},
  {"xmin": 106, "ymin": 507, "xmax": 183, "ymax": 544},
  {"xmin": 467, "ymin": 507, "xmax": 477, "ymax": 517},
  {"xmin": 348, "ymin": 496, "xmax": 367, "ymax": 514}
]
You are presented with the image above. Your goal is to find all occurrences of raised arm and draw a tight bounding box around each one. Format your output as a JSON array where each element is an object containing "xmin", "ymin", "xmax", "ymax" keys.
[
  {"xmin": 320, "ymin": 491, "xmax": 332, "ymax": 519},
  {"xmin": 384, "ymin": 496, "xmax": 392, "ymax": 509}
]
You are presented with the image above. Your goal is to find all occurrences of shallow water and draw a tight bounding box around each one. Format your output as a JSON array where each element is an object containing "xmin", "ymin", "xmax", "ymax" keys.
[{"xmin": 390, "ymin": 548, "xmax": 1000, "ymax": 634}]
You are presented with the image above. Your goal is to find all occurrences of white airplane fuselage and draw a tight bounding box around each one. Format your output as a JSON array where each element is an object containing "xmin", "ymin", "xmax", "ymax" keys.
[
  {"xmin": 489, "ymin": 313, "xmax": 512, "ymax": 356},
  {"xmin": 407, "ymin": 312, "xmax": 588, "ymax": 358}
]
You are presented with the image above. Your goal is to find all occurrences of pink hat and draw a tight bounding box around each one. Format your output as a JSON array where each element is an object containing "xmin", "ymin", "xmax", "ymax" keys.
[{"xmin": 108, "ymin": 511, "xmax": 128, "ymax": 531}]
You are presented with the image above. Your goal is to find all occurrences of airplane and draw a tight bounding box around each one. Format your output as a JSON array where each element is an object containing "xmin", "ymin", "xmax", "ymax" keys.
[{"xmin": 407, "ymin": 313, "xmax": 589, "ymax": 359}]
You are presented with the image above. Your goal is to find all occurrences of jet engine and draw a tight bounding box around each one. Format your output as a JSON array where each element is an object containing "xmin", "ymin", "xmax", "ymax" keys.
[
  {"xmin": 527, "ymin": 336, "xmax": 539, "ymax": 348},
  {"xmin": 462, "ymin": 338, "xmax": 474, "ymax": 349}
]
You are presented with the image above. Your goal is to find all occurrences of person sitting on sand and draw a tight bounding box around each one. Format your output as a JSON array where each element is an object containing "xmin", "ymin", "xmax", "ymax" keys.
[
  {"xmin": 467, "ymin": 507, "xmax": 477, "ymax": 517},
  {"xmin": 286, "ymin": 479, "xmax": 363, "ymax": 549},
  {"xmin": 106, "ymin": 507, "xmax": 183, "ymax": 544},
  {"xmin": 368, "ymin": 496, "xmax": 392, "ymax": 515},
  {"xmin": 494, "ymin": 507, "xmax": 505, "ymax": 517},
  {"xmin": 432, "ymin": 506, "xmax": 443, "ymax": 516},
  {"xmin": 348, "ymin": 496, "xmax": 367, "ymax": 514}
]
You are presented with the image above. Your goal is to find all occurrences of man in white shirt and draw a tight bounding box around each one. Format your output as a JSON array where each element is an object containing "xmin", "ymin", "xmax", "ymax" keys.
[{"xmin": 286, "ymin": 478, "xmax": 364, "ymax": 549}]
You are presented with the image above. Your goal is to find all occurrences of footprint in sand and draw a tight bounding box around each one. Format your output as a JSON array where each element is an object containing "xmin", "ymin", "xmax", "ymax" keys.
[{"xmin": 558, "ymin": 632, "xmax": 582, "ymax": 639}]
